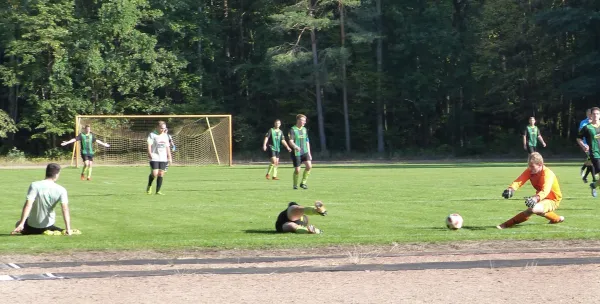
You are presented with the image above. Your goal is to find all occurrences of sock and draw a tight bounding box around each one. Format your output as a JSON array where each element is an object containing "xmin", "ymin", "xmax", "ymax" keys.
[
  {"xmin": 147, "ymin": 174, "xmax": 155, "ymax": 188},
  {"xmin": 584, "ymin": 167, "xmax": 592, "ymax": 179},
  {"xmin": 87, "ymin": 167, "xmax": 92, "ymax": 178},
  {"xmin": 301, "ymin": 170, "xmax": 311, "ymax": 184},
  {"xmin": 293, "ymin": 172, "xmax": 299, "ymax": 186},
  {"xmin": 304, "ymin": 206, "xmax": 320, "ymax": 215},
  {"xmin": 81, "ymin": 167, "xmax": 87, "ymax": 176},
  {"xmin": 543, "ymin": 212, "xmax": 561, "ymax": 223},
  {"xmin": 295, "ymin": 226, "xmax": 310, "ymax": 234},
  {"xmin": 500, "ymin": 211, "xmax": 531, "ymax": 228},
  {"xmin": 273, "ymin": 166, "xmax": 278, "ymax": 178},
  {"xmin": 156, "ymin": 176, "xmax": 163, "ymax": 192},
  {"xmin": 267, "ymin": 164, "xmax": 274, "ymax": 176}
]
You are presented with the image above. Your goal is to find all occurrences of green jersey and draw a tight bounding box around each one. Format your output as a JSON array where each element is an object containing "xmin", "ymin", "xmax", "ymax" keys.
[
  {"xmin": 265, "ymin": 128, "xmax": 285, "ymax": 152},
  {"xmin": 25, "ymin": 180, "xmax": 68, "ymax": 228},
  {"xmin": 289, "ymin": 126, "xmax": 309, "ymax": 156},
  {"xmin": 523, "ymin": 126, "xmax": 540, "ymax": 147},
  {"xmin": 77, "ymin": 133, "xmax": 96, "ymax": 155},
  {"xmin": 579, "ymin": 123, "xmax": 600, "ymax": 158}
]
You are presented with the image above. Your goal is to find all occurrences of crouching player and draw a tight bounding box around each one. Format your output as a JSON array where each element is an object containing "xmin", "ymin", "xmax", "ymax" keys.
[
  {"xmin": 498, "ymin": 152, "xmax": 564, "ymax": 229},
  {"xmin": 275, "ymin": 201, "xmax": 327, "ymax": 234}
]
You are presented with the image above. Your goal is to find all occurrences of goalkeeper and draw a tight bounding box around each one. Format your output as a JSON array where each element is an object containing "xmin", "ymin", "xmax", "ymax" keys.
[
  {"xmin": 497, "ymin": 152, "xmax": 564, "ymax": 229},
  {"xmin": 275, "ymin": 201, "xmax": 327, "ymax": 234}
]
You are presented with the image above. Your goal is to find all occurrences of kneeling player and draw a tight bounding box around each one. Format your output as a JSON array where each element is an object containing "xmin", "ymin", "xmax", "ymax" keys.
[
  {"xmin": 275, "ymin": 201, "xmax": 327, "ymax": 234},
  {"xmin": 498, "ymin": 152, "xmax": 564, "ymax": 229}
]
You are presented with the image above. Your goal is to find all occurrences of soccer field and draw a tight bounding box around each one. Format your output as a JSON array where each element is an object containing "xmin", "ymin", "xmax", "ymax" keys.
[{"xmin": 1, "ymin": 162, "xmax": 598, "ymax": 254}]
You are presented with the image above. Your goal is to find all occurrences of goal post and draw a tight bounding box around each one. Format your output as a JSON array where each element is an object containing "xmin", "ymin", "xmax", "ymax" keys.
[{"xmin": 69, "ymin": 115, "xmax": 232, "ymax": 167}]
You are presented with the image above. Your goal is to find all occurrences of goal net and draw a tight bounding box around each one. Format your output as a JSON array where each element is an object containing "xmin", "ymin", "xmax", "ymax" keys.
[{"xmin": 69, "ymin": 115, "xmax": 232, "ymax": 167}]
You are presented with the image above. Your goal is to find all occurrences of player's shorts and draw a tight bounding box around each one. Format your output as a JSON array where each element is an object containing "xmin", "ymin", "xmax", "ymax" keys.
[
  {"xmin": 266, "ymin": 147, "xmax": 280, "ymax": 159},
  {"xmin": 526, "ymin": 146, "xmax": 537, "ymax": 154},
  {"xmin": 539, "ymin": 199, "xmax": 560, "ymax": 213},
  {"xmin": 20, "ymin": 220, "xmax": 63, "ymax": 235},
  {"xmin": 291, "ymin": 153, "xmax": 310, "ymax": 168},
  {"xmin": 149, "ymin": 161, "xmax": 168, "ymax": 171},
  {"xmin": 275, "ymin": 202, "xmax": 309, "ymax": 232},
  {"xmin": 81, "ymin": 154, "xmax": 94, "ymax": 161}
]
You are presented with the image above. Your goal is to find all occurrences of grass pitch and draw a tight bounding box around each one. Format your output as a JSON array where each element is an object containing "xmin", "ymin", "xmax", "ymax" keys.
[{"xmin": 1, "ymin": 162, "xmax": 598, "ymax": 254}]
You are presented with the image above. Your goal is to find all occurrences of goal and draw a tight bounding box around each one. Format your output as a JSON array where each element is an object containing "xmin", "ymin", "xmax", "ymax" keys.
[{"xmin": 69, "ymin": 115, "xmax": 232, "ymax": 167}]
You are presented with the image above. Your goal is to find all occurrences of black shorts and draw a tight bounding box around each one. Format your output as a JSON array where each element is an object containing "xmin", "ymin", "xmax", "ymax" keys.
[
  {"xmin": 20, "ymin": 220, "xmax": 63, "ymax": 235},
  {"xmin": 81, "ymin": 154, "xmax": 94, "ymax": 162},
  {"xmin": 526, "ymin": 146, "xmax": 536, "ymax": 154},
  {"xmin": 150, "ymin": 161, "xmax": 168, "ymax": 171},
  {"xmin": 291, "ymin": 153, "xmax": 310, "ymax": 168},
  {"xmin": 590, "ymin": 158, "xmax": 600, "ymax": 174},
  {"xmin": 266, "ymin": 147, "xmax": 280, "ymax": 159},
  {"xmin": 275, "ymin": 208, "xmax": 309, "ymax": 232}
]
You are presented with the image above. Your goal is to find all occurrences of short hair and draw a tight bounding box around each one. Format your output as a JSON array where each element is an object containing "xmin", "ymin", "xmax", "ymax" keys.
[
  {"xmin": 296, "ymin": 114, "xmax": 306, "ymax": 120},
  {"xmin": 84, "ymin": 124, "xmax": 90, "ymax": 128},
  {"xmin": 528, "ymin": 152, "xmax": 544, "ymax": 166},
  {"xmin": 274, "ymin": 119, "xmax": 281, "ymax": 124},
  {"xmin": 529, "ymin": 117, "xmax": 535, "ymax": 120},
  {"xmin": 45, "ymin": 163, "xmax": 61, "ymax": 178},
  {"xmin": 591, "ymin": 107, "xmax": 600, "ymax": 114},
  {"xmin": 157, "ymin": 121, "xmax": 166, "ymax": 128}
]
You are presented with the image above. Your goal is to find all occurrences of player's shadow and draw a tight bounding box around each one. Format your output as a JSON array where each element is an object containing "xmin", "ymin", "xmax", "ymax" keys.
[
  {"xmin": 0, "ymin": 233, "xmax": 19, "ymax": 237},
  {"xmin": 427, "ymin": 226, "xmax": 489, "ymax": 231},
  {"xmin": 244, "ymin": 229, "xmax": 278, "ymax": 234}
]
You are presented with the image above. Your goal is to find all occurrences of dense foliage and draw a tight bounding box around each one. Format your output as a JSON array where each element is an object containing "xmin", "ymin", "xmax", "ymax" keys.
[{"xmin": 1, "ymin": 0, "xmax": 599, "ymax": 157}]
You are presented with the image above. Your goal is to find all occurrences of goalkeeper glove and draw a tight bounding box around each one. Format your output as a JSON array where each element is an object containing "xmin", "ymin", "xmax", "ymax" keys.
[
  {"xmin": 502, "ymin": 188, "xmax": 514, "ymax": 199},
  {"xmin": 315, "ymin": 201, "xmax": 327, "ymax": 216},
  {"xmin": 524, "ymin": 196, "xmax": 539, "ymax": 208}
]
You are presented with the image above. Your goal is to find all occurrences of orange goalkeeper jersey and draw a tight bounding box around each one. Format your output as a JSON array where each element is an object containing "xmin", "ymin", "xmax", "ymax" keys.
[{"xmin": 509, "ymin": 166, "xmax": 562, "ymax": 202}]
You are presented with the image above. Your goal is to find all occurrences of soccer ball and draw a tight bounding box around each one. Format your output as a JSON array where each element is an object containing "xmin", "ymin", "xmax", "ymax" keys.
[{"xmin": 446, "ymin": 213, "xmax": 463, "ymax": 230}]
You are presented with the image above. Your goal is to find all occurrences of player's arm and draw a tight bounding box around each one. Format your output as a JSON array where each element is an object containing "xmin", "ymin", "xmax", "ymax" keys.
[
  {"xmin": 61, "ymin": 135, "xmax": 80, "ymax": 146},
  {"xmin": 12, "ymin": 199, "xmax": 34, "ymax": 234},
  {"xmin": 537, "ymin": 131, "xmax": 546, "ymax": 147},
  {"xmin": 95, "ymin": 139, "xmax": 110, "ymax": 148},
  {"xmin": 508, "ymin": 169, "xmax": 531, "ymax": 191},
  {"xmin": 577, "ymin": 129, "xmax": 589, "ymax": 152},
  {"xmin": 262, "ymin": 133, "xmax": 269, "ymax": 151},
  {"xmin": 288, "ymin": 131, "xmax": 300, "ymax": 152},
  {"xmin": 281, "ymin": 135, "xmax": 292, "ymax": 152},
  {"xmin": 522, "ymin": 132, "xmax": 527, "ymax": 149},
  {"xmin": 167, "ymin": 142, "xmax": 173, "ymax": 164},
  {"xmin": 147, "ymin": 135, "xmax": 153, "ymax": 159},
  {"xmin": 61, "ymin": 203, "xmax": 72, "ymax": 235}
]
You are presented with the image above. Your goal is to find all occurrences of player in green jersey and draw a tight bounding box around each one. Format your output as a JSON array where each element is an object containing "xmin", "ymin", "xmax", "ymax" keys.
[
  {"xmin": 61, "ymin": 125, "xmax": 110, "ymax": 181},
  {"xmin": 522, "ymin": 117, "xmax": 546, "ymax": 154},
  {"xmin": 12, "ymin": 163, "xmax": 75, "ymax": 235},
  {"xmin": 288, "ymin": 114, "xmax": 313, "ymax": 189},
  {"xmin": 263, "ymin": 119, "xmax": 292, "ymax": 180},
  {"xmin": 577, "ymin": 107, "xmax": 600, "ymax": 197}
]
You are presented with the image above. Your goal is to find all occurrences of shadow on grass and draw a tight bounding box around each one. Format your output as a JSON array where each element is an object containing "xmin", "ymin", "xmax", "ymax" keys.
[
  {"xmin": 426, "ymin": 226, "xmax": 491, "ymax": 231},
  {"xmin": 0, "ymin": 233, "xmax": 20, "ymax": 237},
  {"xmin": 243, "ymin": 229, "xmax": 278, "ymax": 234}
]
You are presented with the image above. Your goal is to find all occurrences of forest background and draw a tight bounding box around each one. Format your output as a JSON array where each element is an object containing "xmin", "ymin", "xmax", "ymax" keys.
[{"xmin": 0, "ymin": 0, "xmax": 598, "ymax": 159}]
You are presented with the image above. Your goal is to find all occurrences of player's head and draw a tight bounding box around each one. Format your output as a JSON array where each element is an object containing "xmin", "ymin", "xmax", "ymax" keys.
[
  {"xmin": 45, "ymin": 163, "xmax": 61, "ymax": 180},
  {"xmin": 157, "ymin": 121, "xmax": 167, "ymax": 134},
  {"xmin": 528, "ymin": 117, "xmax": 535, "ymax": 125},
  {"xmin": 527, "ymin": 152, "xmax": 544, "ymax": 174},
  {"xmin": 591, "ymin": 107, "xmax": 600, "ymax": 123},
  {"xmin": 84, "ymin": 125, "xmax": 91, "ymax": 133},
  {"xmin": 273, "ymin": 119, "xmax": 281, "ymax": 128},
  {"xmin": 296, "ymin": 114, "xmax": 306, "ymax": 127}
]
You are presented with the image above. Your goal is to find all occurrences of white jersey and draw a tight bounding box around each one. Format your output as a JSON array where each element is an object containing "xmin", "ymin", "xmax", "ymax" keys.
[
  {"xmin": 147, "ymin": 132, "xmax": 170, "ymax": 162},
  {"xmin": 26, "ymin": 180, "xmax": 68, "ymax": 228}
]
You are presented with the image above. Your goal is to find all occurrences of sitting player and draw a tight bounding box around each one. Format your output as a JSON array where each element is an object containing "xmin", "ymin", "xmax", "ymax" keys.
[
  {"xmin": 498, "ymin": 152, "xmax": 564, "ymax": 229},
  {"xmin": 275, "ymin": 201, "xmax": 327, "ymax": 234}
]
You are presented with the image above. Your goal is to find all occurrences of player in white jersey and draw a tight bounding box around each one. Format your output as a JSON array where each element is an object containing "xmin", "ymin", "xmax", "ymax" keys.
[
  {"xmin": 12, "ymin": 163, "xmax": 74, "ymax": 235},
  {"xmin": 146, "ymin": 121, "xmax": 172, "ymax": 195}
]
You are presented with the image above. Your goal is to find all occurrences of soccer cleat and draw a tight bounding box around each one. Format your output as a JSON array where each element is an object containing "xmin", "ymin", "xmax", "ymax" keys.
[
  {"xmin": 43, "ymin": 230, "xmax": 62, "ymax": 236},
  {"xmin": 549, "ymin": 216, "xmax": 565, "ymax": 224},
  {"xmin": 591, "ymin": 184, "xmax": 597, "ymax": 198},
  {"xmin": 272, "ymin": 177, "xmax": 280, "ymax": 180},
  {"xmin": 87, "ymin": 177, "xmax": 92, "ymax": 181},
  {"xmin": 146, "ymin": 187, "xmax": 152, "ymax": 195},
  {"xmin": 315, "ymin": 201, "xmax": 327, "ymax": 216},
  {"xmin": 293, "ymin": 185, "xmax": 298, "ymax": 190},
  {"xmin": 496, "ymin": 224, "xmax": 506, "ymax": 230},
  {"xmin": 300, "ymin": 183, "xmax": 308, "ymax": 189},
  {"xmin": 156, "ymin": 191, "xmax": 165, "ymax": 195},
  {"xmin": 80, "ymin": 174, "xmax": 85, "ymax": 181},
  {"xmin": 266, "ymin": 174, "xmax": 271, "ymax": 180},
  {"xmin": 307, "ymin": 225, "xmax": 323, "ymax": 234}
]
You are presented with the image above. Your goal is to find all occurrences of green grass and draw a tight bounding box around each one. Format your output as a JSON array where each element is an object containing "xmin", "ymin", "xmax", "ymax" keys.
[{"xmin": 1, "ymin": 162, "xmax": 598, "ymax": 254}]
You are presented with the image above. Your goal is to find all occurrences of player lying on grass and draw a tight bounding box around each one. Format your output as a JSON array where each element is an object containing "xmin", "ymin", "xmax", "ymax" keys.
[
  {"xmin": 498, "ymin": 152, "xmax": 564, "ymax": 229},
  {"xmin": 12, "ymin": 163, "xmax": 79, "ymax": 236},
  {"xmin": 275, "ymin": 201, "xmax": 327, "ymax": 234}
]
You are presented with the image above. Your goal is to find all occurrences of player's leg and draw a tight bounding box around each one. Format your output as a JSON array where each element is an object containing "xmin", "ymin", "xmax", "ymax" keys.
[
  {"xmin": 281, "ymin": 221, "xmax": 322, "ymax": 234},
  {"xmin": 496, "ymin": 209, "xmax": 533, "ymax": 229},
  {"xmin": 527, "ymin": 146, "xmax": 535, "ymax": 154},
  {"xmin": 80, "ymin": 155, "xmax": 88, "ymax": 180},
  {"xmin": 531, "ymin": 199, "xmax": 563, "ymax": 224},
  {"xmin": 155, "ymin": 162, "xmax": 167, "ymax": 194},
  {"xmin": 300, "ymin": 156, "xmax": 312, "ymax": 189},
  {"xmin": 589, "ymin": 158, "xmax": 600, "ymax": 197},
  {"xmin": 86, "ymin": 158, "xmax": 94, "ymax": 180},
  {"xmin": 267, "ymin": 152, "xmax": 276, "ymax": 180},
  {"xmin": 147, "ymin": 162, "xmax": 159, "ymax": 194},
  {"xmin": 272, "ymin": 154, "xmax": 280, "ymax": 180},
  {"xmin": 291, "ymin": 153, "xmax": 301, "ymax": 189}
]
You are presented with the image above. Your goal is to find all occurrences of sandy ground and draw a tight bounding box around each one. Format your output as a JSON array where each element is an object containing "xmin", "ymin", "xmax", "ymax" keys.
[{"xmin": 2, "ymin": 241, "xmax": 600, "ymax": 303}]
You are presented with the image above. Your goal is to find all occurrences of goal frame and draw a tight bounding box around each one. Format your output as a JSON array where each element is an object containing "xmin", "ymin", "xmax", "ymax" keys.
[{"xmin": 69, "ymin": 114, "xmax": 233, "ymax": 167}]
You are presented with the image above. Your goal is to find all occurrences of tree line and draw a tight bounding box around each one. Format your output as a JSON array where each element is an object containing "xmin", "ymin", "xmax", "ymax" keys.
[{"xmin": 0, "ymin": 0, "xmax": 599, "ymax": 157}]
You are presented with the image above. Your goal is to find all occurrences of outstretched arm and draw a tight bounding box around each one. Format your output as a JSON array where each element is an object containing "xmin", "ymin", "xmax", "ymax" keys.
[
  {"xmin": 61, "ymin": 138, "xmax": 77, "ymax": 146},
  {"xmin": 12, "ymin": 200, "xmax": 33, "ymax": 234},
  {"xmin": 96, "ymin": 139, "xmax": 110, "ymax": 148}
]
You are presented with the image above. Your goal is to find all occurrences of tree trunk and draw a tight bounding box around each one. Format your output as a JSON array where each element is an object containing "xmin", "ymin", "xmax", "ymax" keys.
[
  {"xmin": 339, "ymin": 0, "xmax": 350, "ymax": 152},
  {"xmin": 198, "ymin": 4, "xmax": 203, "ymax": 97},
  {"xmin": 310, "ymin": 1, "xmax": 327, "ymax": 153},
  {"xmin": 376, "ymin": 0, "xmax": 384, "ymax": 153}
]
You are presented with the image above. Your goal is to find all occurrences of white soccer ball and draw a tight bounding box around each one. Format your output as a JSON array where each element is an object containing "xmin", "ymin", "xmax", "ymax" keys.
[{"xmin": 446, "ymin": 213, "xmax": 463, "ymax": 230}]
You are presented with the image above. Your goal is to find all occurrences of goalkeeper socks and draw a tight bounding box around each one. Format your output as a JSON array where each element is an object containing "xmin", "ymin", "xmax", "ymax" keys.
[
  {"xmin": 295, "ymin": 226, "xmax": 310, "ymax": 234},
  {"xmin": 501, "ymin": 211, "xmax": 531, "ymax": 228},
  {"xmin": 293, "ymin": 172, "xmax": 299, "ymax": 186},
  {"xmin": 82, "ymin": 167, "xmax": 88, "ymax": 176},
  {"xmin": 273, "ymin": 166, "xmax": 278, "ymax": 178},
  {"xmin": 87, "ymin": 167, "xmax": 92, "ymax": 178},
  {"xmin": 156, "ymin": 176, "xmax": 163, "ymax": 192},
  {"xmin": 301, "ymin": 170, "xmax": 310, "ymax": 184},
  {"xmin": 267, "ymin": 164, "xmax": 274, "ymax": 176},
  {"xmin": 148, "ymin": 174, "xmax": 155, "ymax": 187},
  {"xmin": 543, "ymin": 212, "xmax": 561, "ymax": 223}
]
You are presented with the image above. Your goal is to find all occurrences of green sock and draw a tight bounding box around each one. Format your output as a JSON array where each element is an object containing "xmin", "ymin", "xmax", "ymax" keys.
[
  {"xmin": 82, "ymin": 167, "xmax": 88, "ymax": 176},
  {"xmin": 273, "ymin": 166, "xmax": 278, "ymax": 178},
  {"xmin": 267, "ymin": 164, "xmax": 274, "ymax": 176},
  {"xmin": 87, "ymin": 167, "xmax": 92, "ymax": 178},
  {"xmin": 304, "ymin": 206, "xmax": 319, "ymax": 215},
  {"xmin": 295, "ymin": 226, "xmax": 310, "ymax": 234},
  {"xmin": 293, "ymin": 172, "xmax": 299, "ymax": 186},
  {"xmin": 301, "ymin": 170, "xmax": 311, "ymax": 184}
]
